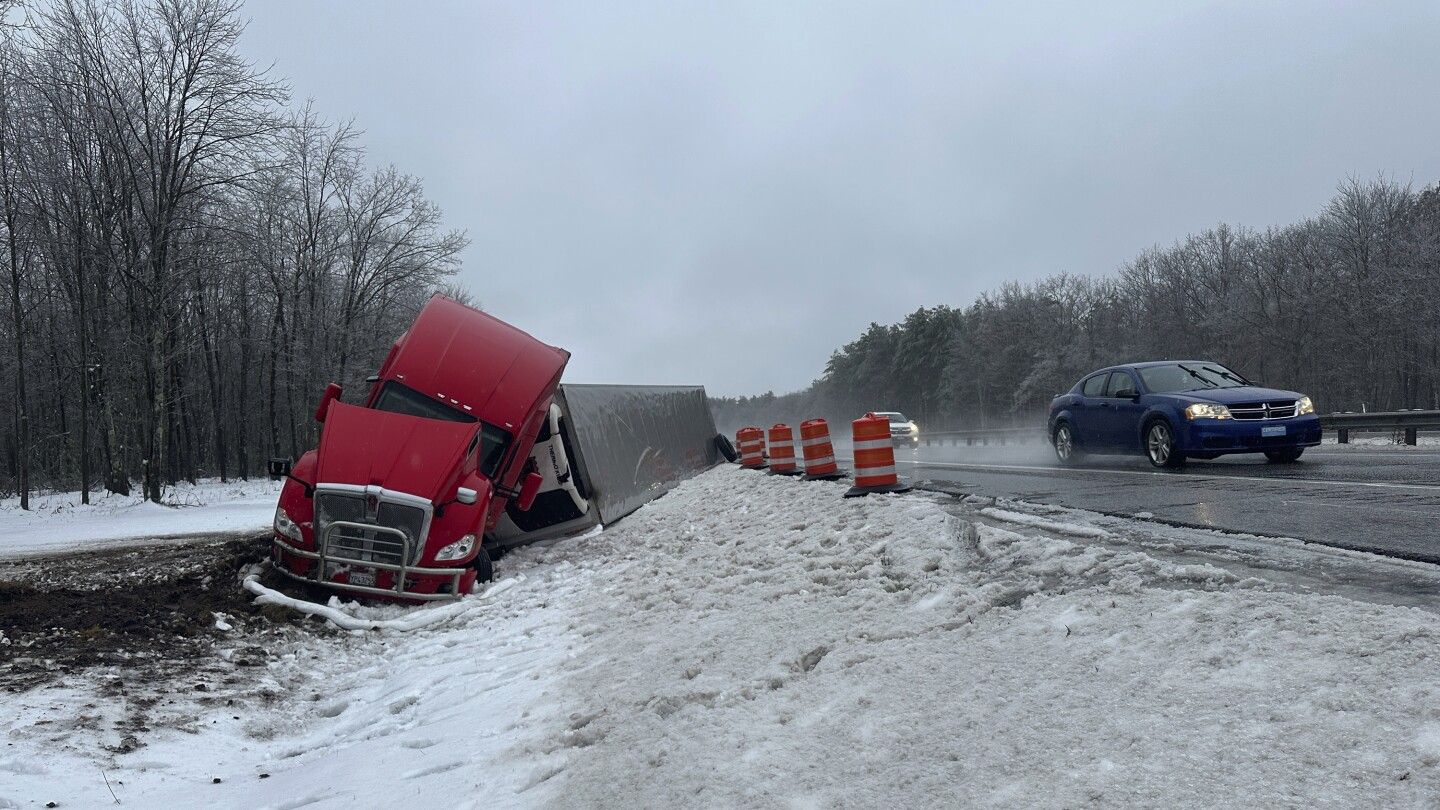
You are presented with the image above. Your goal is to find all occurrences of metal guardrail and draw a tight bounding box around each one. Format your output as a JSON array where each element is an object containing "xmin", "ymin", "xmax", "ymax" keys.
[
  {"xmin": 1322, "ymin": 410, "xmax": 1440, "ymax": 445},
  {"xmin": 916, "ymin": 410, "xmax": 1440, "ymax": 447}
]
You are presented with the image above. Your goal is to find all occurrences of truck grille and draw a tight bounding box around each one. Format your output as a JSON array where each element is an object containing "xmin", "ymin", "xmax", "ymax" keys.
[
  {"xmin": 315, "ymin": 492, "xmax": 427, "ymax": 566},
  {"xmin": 1229, "ymin": 401, "xmax": 1298, "ymax": 420}
]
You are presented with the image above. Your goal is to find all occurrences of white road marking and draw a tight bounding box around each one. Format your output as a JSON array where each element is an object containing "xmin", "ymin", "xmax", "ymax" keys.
[{"xmin": 877, "ymin": 458, "xmax": 1440, "ymax": 494}]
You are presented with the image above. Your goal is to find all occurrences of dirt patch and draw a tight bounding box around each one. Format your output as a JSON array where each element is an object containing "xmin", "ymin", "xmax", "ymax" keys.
[
  {"xmin": 0, "ymin": 535, "xmax": 341, "ymax": 754},
  {"xmin": 0, "ymin": 537, "xmax": 284, "ymax": 689}
]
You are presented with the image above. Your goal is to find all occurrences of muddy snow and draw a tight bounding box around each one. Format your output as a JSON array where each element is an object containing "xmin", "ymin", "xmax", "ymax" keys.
[{"xmin": 4, "ymin": 466, "xmax": 1440, "ymax": 807}]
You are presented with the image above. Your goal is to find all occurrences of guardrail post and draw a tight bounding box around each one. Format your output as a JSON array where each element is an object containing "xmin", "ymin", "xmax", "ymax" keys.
[
  {"xmin": 1405, "ymin": 427, "xmax": 1418, "ymax": 446},
  {"xmin": 1337, "ymin": 428, "xmax": 1349, "ymax": 444}
]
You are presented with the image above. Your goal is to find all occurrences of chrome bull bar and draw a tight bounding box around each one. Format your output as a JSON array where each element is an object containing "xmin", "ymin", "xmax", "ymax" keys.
[{"xmin": 270, "ymin": 520, "xmax": 468, "ymax": 602}]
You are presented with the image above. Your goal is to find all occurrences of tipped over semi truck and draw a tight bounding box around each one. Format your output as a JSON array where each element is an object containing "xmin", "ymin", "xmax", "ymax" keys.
[{"xmin": 269, "ymin": 295, "xmax": 724, "ymax": 602}]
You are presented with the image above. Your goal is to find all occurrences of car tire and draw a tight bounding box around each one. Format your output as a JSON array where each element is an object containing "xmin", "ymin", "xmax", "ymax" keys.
[
  {"xmin": 1052, "ymin": 421, "xmax": 1081, "ymax": 465},
  {"xmin": 714, "ymin": 433, "xmax": 738, "ymax": 463},
  {"xmin": 1144, "ymin": 419, "xmax": 1185, "ymax": 469},
  {"xmin": 1264, "ymin": 448, "xmax": 1304, "ymax": 463}
]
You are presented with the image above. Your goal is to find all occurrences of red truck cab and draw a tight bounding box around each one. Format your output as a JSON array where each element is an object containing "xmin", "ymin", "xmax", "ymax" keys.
[{"xmin": 270, "ymin": 295, "xmax": 569, "ymax": 601}]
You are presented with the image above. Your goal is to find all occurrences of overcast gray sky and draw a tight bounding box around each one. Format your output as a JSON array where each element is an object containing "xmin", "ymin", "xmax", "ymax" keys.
[{"xmin": 239, "ymin": 1, "xmax": 1440, "ymax": 396}]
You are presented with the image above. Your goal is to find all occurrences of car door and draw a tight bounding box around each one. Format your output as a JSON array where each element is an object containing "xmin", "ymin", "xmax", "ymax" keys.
[
  {"xmin": 1071, "ymin": 372, "xmax": 1112, "ymax": 449},
  {"xmin": 1100, "ymin": 369, "xmax": 1145, "ymax": 449}
]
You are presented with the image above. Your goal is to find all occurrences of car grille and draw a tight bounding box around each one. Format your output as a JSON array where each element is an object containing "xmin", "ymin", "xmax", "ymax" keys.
[
  {"xmin": 315, "ymin": 492, "xmax": 427, "ymax": 566},
  {"xmin": 1229, "ymin": 401, "xmax": 1298, "ymax": 420}
]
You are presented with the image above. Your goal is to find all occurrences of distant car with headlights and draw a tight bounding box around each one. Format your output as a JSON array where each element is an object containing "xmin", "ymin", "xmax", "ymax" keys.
[
  {"xmin": 1047, "ymin": 361, "xmax": 1320, "ymax": 468},
  {"xmin": 875, "ymin": 411, "xmax": 920, "ymax": 446}
]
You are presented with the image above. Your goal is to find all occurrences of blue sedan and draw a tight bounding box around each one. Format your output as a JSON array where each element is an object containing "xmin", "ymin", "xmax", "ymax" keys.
[{"xmin": 1047, "ymin": 361, "xmax": 1322, "ymax": 468}]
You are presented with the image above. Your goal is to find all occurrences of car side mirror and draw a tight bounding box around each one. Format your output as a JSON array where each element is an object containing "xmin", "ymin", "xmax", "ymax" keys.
[
  {"xmin": 1115, "ymin": 388, "xmax": 1138, "ymax": 400},
  {"xmin": 515, "ymin": 472, "xmax": 543, "ymax": 512},
  {"xmin": 314, "ymin": 382, "xmax": 343, "ymax": 423}
]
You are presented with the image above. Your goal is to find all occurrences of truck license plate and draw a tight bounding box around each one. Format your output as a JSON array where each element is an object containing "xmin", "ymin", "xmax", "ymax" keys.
[
  {"xmin": 1261, "ymin": 425, "xmax": 1286, "ymax": 437},
  {"xmin": 348, "ymin": 569, "xmax": 376, "ymax": 587}
]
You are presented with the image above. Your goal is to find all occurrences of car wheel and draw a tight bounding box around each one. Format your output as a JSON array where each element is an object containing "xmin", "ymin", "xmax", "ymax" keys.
[
  {"xmin": 1145, "ymin": 419, "xmax": 1185, "ymax": 469},
  {"xmin": 1264, "ymin": 448, "xmax": 1304, "ymax": 463},
  {"xmin": 1053, "ymin": 422, "xmax": 1080, "ymax": 465}
]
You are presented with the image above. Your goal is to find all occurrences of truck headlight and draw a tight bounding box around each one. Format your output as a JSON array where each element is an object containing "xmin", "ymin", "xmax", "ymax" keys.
[
  {"xmin": 908, "ymin": 421, "xmax": 919, "ymax": 434},
  {"xmin": 1296, "ymin": 395, "xmax": 1314, "ymax": 415},
  {"xmin": 273, "ymin": 506, "xmax": 303, "ymax": 542},
  {"xmin": 435, "ymin": 533, "xmax": 476, "ymax": 562},
  {"xmin": 1185, "ymin": 403, "xmax": 1232, "ymax": 421}
]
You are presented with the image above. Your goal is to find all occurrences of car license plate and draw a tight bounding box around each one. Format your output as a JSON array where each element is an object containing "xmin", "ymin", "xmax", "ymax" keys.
[
  {"xmin": 348, "ymin": 569, "xmax": 376, "ymax": 587},
  {"xmin": 1261, "ymin": 425, "xmax": 1286, "ymax": 437}
]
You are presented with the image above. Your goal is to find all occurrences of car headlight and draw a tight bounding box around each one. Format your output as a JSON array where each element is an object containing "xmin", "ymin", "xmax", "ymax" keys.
[
  {"xmin": 273, "ymin": 506, "xmax": 303, "ymax": 542},
  {"xmin": 1296, "ymin": 395, "xmax": 1314, "ymax": 415},
  {"xmin": 1185, "ymin": 402, "xmax": 1233, "ymax": 421},
  {"xmin": 908, "ymin": 421, "xmax": 918, "ymax": 434},
  {"xmin": 434, "ymin": 533, "xmax": 476, "ymax": 562}
]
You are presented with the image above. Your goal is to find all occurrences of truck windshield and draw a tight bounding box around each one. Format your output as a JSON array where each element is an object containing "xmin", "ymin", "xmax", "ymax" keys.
[{"xmin": 372, "ymin": 381, "xmax": 513, "ymax": 476}]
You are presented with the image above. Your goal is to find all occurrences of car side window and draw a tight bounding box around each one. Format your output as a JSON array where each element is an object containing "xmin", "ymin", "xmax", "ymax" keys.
[
  {"xmin": 1104, "ymin": 371, "xmax": 1136, "ymax": 397},
  {"xmin": 1082, "ymin": 373, "xmax": 1109, "ymax": 397}
]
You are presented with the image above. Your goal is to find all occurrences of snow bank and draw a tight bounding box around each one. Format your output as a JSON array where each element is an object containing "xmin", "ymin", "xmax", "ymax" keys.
[
  {"xmin": 0, "ymin": 478, "xmax": 282, "ymax": 559},
  {"xmin": 517, "ymin": 468, "xmax": 1440, "ymax": 807},
  {"xmin": 6, "ymin": 466, "xmax": 1440, "ymax": 807}
]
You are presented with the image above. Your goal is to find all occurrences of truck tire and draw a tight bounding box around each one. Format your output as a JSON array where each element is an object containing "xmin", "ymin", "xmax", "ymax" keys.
[
  {"xmin": 715, "ymin": 433, "xmax": 738, "ymax": 463},
  {"xmin": 473, "ymin": 550, "xmax": 494, "ymax": 583}
]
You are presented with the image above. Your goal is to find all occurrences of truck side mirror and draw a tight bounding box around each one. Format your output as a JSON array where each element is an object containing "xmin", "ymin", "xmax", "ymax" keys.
[
  {"xmin": 456, "ymin": 486, "xmax": 478, "ymax": 505},
  {"xmin": 515, "ymin": 472, "xmax": 543, "ymax": 512},
  {"xmin": 314, "ymin": 382, "xmax": 343, "ymax": 423}
]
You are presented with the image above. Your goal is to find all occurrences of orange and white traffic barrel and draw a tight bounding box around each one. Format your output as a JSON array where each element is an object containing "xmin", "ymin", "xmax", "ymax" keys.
[
  {"xmin": 766, "ymin": 424, "xmax": 802, "ymax": 475},
  {"xmin": 736, "ymin": 427, "xmax": 767, "ymax": 470},
  {"xmin": 799, "ymin": 418, "xmax": 846, "ymax": 481},
  {"xmin": 845, "ymin": 412, "xmax": 911, "ymax": 497}
]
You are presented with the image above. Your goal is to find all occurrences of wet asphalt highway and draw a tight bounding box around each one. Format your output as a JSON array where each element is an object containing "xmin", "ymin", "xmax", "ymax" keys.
[{"xmin": 849, "ymin": 441, "xmax": 1440, "ymax": 563}]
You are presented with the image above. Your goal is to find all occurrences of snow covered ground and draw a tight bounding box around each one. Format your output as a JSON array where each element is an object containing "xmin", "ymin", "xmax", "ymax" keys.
[
  {"xmin": 6, "ymin": 466, "xmax": 1440, "ymax": 807},
  {"xmin": 0, "ymin": 478, "xmax": 282, "ymax": 559}
]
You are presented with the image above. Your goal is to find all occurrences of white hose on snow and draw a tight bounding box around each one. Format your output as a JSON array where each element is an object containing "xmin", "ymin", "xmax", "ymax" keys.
[{"xmin": 240, "ymin": 564, "xmax": 520, "ymax": 632}]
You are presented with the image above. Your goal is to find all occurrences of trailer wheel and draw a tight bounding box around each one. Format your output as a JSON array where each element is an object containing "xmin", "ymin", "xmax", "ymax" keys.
[{"xmin": 715, "ymin": 433, "xmax": 738, "ymax": 462}]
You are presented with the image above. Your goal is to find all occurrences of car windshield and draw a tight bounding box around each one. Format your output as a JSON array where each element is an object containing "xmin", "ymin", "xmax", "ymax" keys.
[
  {"xmin": 877, "ymin": 412, "xmax": 908, "ymax": 423},
  {"xmin": 372, "ymin": 381, "xmax": 514, "ymax": 476},
  {"xmin": 1138, "ymin": 363, "xmax": 1250, "ymax": 394}
]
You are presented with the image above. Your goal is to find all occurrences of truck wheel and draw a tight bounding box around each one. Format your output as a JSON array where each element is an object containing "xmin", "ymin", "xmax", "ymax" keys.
[
  {"xmin": 473, "ymin": 551, "xmax": 494, "ymax": 583},
  {"xmin": 715, "ymin": 433, "xmax": 738, "ymax": 462}
]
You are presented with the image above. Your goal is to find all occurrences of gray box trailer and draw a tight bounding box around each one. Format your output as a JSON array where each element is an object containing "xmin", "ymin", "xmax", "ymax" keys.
[{"xmin": 489, "ymin": 384, "xmax": 724, "ymax": 547}]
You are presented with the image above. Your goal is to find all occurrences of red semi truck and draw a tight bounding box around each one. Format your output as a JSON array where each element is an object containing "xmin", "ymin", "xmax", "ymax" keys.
[
  {"xmin": 270, "ymin": 295, "xmax": 567, "ymax": 601},
  {"xmin": 270, "ymin": 294, "xmax": 725, "ymax": 602}
]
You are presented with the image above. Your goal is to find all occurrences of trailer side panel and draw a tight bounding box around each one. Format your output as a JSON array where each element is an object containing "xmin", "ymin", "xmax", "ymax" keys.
[{"xmin": 557, "ymin": 384, "xmax": 720, "ymax": 525}]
